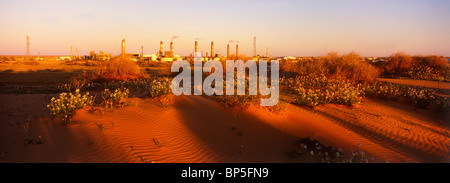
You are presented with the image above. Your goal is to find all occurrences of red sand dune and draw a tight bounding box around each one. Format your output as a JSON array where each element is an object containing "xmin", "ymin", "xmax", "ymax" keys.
[{"xmin": 0, "ymin": 94, "xmax": 448, "ymax": 163}]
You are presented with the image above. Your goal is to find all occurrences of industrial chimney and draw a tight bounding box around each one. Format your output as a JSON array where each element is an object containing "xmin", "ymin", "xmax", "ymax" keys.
[
  {"xmin": 160, "ymin": 41, "xmax": 163, "ymax": 55},
  {"xmin": 170, "ymin": 41, "xmax": 173, "ymax": 53},
  {"xmin": 121, "ymin": 39, "xmax": 125, "ymax": 56},
  {"xmin": 211, "ymin": 41, "xmax": 214, "ymax": 59},
  {"xmin": 236, "ymin": 44, "xmax": 239, "ymax": 58},
  {"xmin": 195, "ymin": 41, "xmax": 198, "ymax": 53},
  {"xmin": 227, "ymin": 44, "xmax": 230, "ymax": 58},
  {"xmin": 141, "ymin": 46, "xmax": 143, "ymax": 61},
  {"xmin": 253, "ymin": 36, "xmax": 256, "ymax": 57},
  {"xmin": 26, "ymin": 35, "xmax": 30, "ymax": 59}
]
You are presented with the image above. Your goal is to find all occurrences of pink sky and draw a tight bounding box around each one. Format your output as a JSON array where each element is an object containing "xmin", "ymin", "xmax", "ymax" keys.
[{"xmin": 0, "ymin": 0, "xmax": 449, "ymax": 57}]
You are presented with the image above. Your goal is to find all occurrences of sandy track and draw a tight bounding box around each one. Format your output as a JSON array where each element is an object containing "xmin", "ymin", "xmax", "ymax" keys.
[{"xmin": 377, "ymin": 78, "xmax": 450, "ymax": 90}]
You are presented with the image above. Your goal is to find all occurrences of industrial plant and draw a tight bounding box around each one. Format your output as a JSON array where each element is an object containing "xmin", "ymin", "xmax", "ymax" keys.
[
  {"xmin": 41, "ymin": 36, "xmax": 274, "ymax": 63},
  {"xmin": 21, "ymin": 35, "xmax": 397, "ymax": 65}
]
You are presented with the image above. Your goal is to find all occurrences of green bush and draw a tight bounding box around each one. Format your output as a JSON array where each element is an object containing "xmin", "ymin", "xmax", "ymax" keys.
[
  {"xmin": 414, "ymin": 56, "xmax": 449, "ymax": 73},
  {"xmin": 407, "ymin": 66, "xmax": 437, "ymax": 80},
  {"xmin": 362, "ymin": 81, "xmax": 448, "ymax": 110},
  {"xmin": 289, "ymin": 137, "xmax": 374, "ymax": 163},
  {"xmin": 283, "ymin": 75, "xmax": 363, "ymax": 107},
  {"xmin": 328, "ymin": 81, "xmax": 363, "ymax": 105},
  {"xmin": 294, "ymin": 89, "xmax": 323, "ymax": 107},
  {"xmin": 47, "ymin": 89, "xmax": 93, "ymax": 124},
  {"xmin": 148, "ymin": 78, "xmax": 172, "ymax": 98},
  {"xmin": 102, "ymin": 88, "xmax": 130, "ymax": 109}
]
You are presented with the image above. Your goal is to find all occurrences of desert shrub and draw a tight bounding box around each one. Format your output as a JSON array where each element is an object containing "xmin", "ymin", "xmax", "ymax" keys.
[
  {"xmin": 219, "ymin": 71, "xmax": 272, "ymax": 110},
  {"xmin": 47, "ymin": 89, "xmax": 93, "ymax": 125},
  {"xmin": 294, "ymin": 88, "xmax": 324, "ymax": 107},
  {"xmin": 289, "ymin": 137, "xmax": 374, "ymax": 163},
  {"xmin": 154, "ymin": 94, "xmax": 175, "ymax": 108},
  {"xmin": 282, "ymin": 75, "xmax": 448, "ymax": 110},
  {"xmin": 282, "ymin": 74, "xmax": 328, "ymax": 88},
  {"xmin": 328, "ymin": 81, "xmax": 363, "ymax": 105},
  {"xmin": 339, "ymin": 52, "xmax": 379, "ymax": 83},
  {"xmin": 407, "ymin": 66, "xmax": 440, "ymax": 80},
  {"xmin": 81, "ymin": 77, "xmax": 173, "ymax": 93},
  {"xmin": 280, "ymin": 60, "xmax": 299, "ymax": 73},
  {"xmin": 414, "ymin": 56, "xmax": 449, "ymax": 73},
  {"xmin": 64, "ymin": 70, "xmax": 96, "ymax": 92},
  {"xmin": 376, "ymin": 54, "xmax": 449, "ymax": 80},
  {"xmin": 323, "ymin": 52, "xmax": 379, "ymax": 83},
  {"xmin": 218, "ymin": 95, "xmax": 261, "ymax": 110},
  {"xmin": 282, "ymin": 52, "xmax": 379, "ymax": 83},
  {"xmin": 148, "ymin": 78, "xmax": 172, "ymax": 98},
  {"xmin": 96, "ymin": 58, "xmax": 145, "ymax": 81},
  {"xmin": 409, "ymin": 56, "xmax": 450, "ymax": 80},
  {"xmin": 102, "ymin": 88, "xmax": 129, "ymax": 109},
  {"xmin": 383, "ymin": 52, "xmax": 413, "ymax": 76},
  {"xmin": 362, "ymin": 81, "xmax": 448, "ymax": 110},
  {"xmin": 282, "ymin": 59, "xmax": 329, "ymax": 76},
  {"xmin": 435, "ymin": 97, "xmax": 450, "ymax": 111},
  {"xmin": 283, "ymin": 75, "xmax": 363, "ymax": 107},
  {"xmin": 411, "ymin": 89, "xmax": 435, "ymax": 108},
  {"xmin": 321, "ymin": 51, "xmax": 341, "ymax": 75}
]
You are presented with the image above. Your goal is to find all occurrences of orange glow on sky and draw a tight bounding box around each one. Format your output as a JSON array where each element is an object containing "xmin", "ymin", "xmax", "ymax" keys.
[{"xmin": 0, "ymin": 0, "xmax": 449, "ymax": 57}]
